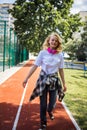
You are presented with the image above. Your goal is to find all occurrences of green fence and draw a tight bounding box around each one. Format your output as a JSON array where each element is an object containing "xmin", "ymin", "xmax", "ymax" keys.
[{"xmin": 0, "ymin": 20, "xmax": 29, "ymax": 72}]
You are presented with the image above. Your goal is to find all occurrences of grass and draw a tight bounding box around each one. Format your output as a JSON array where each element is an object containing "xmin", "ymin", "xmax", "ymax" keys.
[{"xmin": 63, "ymin": 68, "xmax": 87, "ymax": 130}]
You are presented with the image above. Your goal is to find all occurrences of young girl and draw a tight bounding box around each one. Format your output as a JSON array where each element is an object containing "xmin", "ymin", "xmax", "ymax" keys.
[{"xmin": 23, "ymin": 32, "xmax": 67, "ymax": 130}]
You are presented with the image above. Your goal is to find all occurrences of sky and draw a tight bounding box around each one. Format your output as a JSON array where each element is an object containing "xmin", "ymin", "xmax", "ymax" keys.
[
  {"xmin": 0, "ymin": 0, "xmax": 87, "ymax": 14},
  {"xmin": 70, "ymin": 0, "xmax": 87, "ymax": 14}
]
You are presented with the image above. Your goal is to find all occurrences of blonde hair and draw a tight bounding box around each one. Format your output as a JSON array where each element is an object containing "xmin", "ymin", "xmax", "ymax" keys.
[{"xmin": 42, "ymin": 32, "xmax": 62, "ymax": 52}]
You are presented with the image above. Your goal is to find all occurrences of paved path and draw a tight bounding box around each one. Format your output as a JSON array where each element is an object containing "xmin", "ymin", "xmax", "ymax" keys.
[{"xmin": 0, "ymin": 59, "xmax": 81, "ymax": 130}]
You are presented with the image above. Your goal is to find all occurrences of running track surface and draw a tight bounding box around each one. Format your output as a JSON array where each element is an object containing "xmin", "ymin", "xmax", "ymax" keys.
[{"xmin": 0, "ymin": 60, "xmax": 77, "ymax": 130}]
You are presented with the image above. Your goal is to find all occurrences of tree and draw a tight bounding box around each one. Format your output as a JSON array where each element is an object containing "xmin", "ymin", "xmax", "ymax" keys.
[
  {"xmin": 76, "ymin": 20, "xmax": 87, "ymax": 61},
  {"xmin": 9, "ymin": 0, "xmax": 82, "ymax": 53}
]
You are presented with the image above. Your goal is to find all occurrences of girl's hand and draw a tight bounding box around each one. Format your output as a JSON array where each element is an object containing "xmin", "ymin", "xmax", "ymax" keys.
[
  {"xmin": 23, "ymin": 80, "xmax": 27, "ymax": 88},
  {"xmin": 63, "ymin": 86, "xmax": 67, "ymax": 92},
  {"xmin": 22, "ymin": 65, "xmax": 38, "ymax": 88}
]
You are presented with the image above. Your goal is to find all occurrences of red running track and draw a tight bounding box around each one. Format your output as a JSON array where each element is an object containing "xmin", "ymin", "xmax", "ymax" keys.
[{"xmin": 0, "ymin": 60, "xmax": 77, "ymax": 130}]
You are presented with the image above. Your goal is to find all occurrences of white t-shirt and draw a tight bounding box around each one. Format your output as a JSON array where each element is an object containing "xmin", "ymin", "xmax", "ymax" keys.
[{"xmin": 34, "ymin": 50, "xmax": 64, "ymax": 74}]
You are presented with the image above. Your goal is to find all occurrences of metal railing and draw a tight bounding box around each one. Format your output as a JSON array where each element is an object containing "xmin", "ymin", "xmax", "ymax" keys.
[{"xmin": 0, "ymin": 20, "xmax": 29, "ymax": 72}]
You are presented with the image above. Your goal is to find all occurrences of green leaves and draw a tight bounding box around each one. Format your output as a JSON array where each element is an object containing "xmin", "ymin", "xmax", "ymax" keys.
[
  {"xmin": 76, "ymin": 20, "xmax": 87, "ymax": 61},
  {"xmin": 9, "ymin": 0, "xmax": 82, "ymax": 53}
]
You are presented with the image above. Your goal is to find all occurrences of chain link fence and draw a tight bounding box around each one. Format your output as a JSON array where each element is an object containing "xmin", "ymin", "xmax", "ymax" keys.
[{"xmin": 0, "ymin": 20, "xmax": 29, "ymax": 72}]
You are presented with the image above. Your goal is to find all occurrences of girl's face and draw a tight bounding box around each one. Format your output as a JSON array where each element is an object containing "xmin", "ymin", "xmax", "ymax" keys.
[{"xmin": 49, "ymin": 35, "xmax": 59, "ymax": 49}]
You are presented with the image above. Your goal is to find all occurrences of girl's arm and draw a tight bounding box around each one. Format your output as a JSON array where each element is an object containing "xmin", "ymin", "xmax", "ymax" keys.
[
  {"xmin": 23, "ymin": 64, "xmax": 38, "ymax": 88},
  {"xmin": 59, "ymin": 68, "xmax": 67, "ymax": 92}
]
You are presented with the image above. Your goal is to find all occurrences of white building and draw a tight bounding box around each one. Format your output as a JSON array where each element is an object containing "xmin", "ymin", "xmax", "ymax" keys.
[
  {"xmin": 73, "ymin": 11, "xmax": 87, "ymax": 40},
  {"xmin": 79, "ymin": 11, "xmax": 87, "ymax": 21},
  {"xmin": 0, "ymin": 3, "xmax": 14, "ymax": 28}
]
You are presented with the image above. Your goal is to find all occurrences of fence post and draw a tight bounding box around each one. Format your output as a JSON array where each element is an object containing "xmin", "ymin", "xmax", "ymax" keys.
[
  {"xmin": 3, "ymin": 21, "xmax": 6, "ymax": 71},
  {"xmin": 9, "ymin": 28, "xmax": 12, "ymax": 68},
  {"xmin": 84, "ymin": 63, "xmax": 87, "ymax": 77}
]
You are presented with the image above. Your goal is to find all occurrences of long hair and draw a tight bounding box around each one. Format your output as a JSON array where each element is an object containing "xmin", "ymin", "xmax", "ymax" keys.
[{"xmin": 42, "ymin": 32, "xmax": 62, "ymax": 52}]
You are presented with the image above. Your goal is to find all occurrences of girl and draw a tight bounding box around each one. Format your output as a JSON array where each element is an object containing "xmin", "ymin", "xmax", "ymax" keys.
[{"xmin": 23, "ymin": 32, "xmax": 67, "ymax": 130}]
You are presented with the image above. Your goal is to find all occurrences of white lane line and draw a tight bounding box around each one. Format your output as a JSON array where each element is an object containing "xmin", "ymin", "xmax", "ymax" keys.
[
  {"xmin": 62, "ymin": 101, "xmax": 81, "ymax": 130},
  {"xmin": 12, "ymin": 83, "xmax": 28, "ymax": 130}
]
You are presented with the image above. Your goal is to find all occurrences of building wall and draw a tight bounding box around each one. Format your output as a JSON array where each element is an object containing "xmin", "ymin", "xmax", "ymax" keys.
[
  {"xmin": 0, "ymin": 3, "xmax": 14, "ymax": 28},
  {"xmin": 79, "ymin": 11, "xmax": 87, "ymax": 21},
  {"xmin": 72, "ymin": 11, "xmax": 87, "ymax": 40}
]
